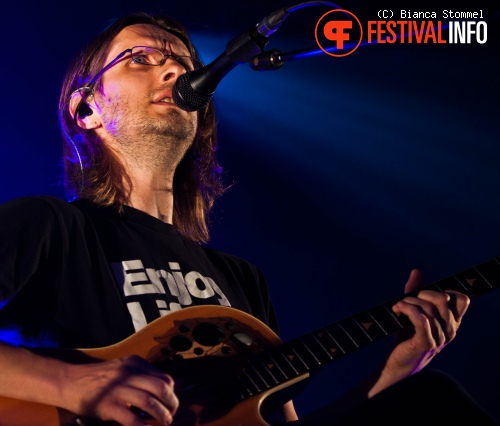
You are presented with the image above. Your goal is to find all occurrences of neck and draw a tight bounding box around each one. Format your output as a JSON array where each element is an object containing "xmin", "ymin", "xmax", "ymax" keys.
[
  {"xmin": 124, "ymin": 162, "xmax": 176, "ymax": 224},
  {"xmin": 97, "ymin": 131, "xmax": 189, "ymax": 224}
]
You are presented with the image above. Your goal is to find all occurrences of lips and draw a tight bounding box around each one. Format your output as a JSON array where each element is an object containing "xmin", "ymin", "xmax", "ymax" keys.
[{"xmin": 153, "ymin": 89, "xmax": 174, "ymax": 105}]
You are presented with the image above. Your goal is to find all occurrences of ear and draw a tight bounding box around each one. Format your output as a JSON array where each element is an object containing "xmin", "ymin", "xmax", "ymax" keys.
[{"xmin": 69, "ymin": 89, "xmax": 102, "ymax": 130}]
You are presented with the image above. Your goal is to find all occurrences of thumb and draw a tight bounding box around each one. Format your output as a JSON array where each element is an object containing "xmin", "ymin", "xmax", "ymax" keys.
[{"xmin": 404, "ymin": 268, "xmax": 424, "ymax": 293}]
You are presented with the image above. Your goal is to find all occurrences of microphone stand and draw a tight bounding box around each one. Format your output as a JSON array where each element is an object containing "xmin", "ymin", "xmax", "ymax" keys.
[{"xmin": 249, "ymin": 42, "xmax": 360, "ymax": 71}]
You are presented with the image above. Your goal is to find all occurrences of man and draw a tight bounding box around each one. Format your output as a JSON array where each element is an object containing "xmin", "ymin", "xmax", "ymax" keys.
[{"xmin": 0, "ymin": 12, "xmax": 495, "ymax": 426}]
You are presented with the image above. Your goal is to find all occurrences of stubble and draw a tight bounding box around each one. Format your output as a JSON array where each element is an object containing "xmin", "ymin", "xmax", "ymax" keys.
[{"xmin": 101, "ymin": 95, "xmax": 198, "ymax": 171}]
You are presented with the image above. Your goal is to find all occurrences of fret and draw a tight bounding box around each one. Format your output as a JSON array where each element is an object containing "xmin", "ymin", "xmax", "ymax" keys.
[
  {"xmin": 258, "ymin": 351, "xmax": 292, "ymax": 382},
  {"xmin": 368, "ymin": 304, "xmax": 404, "ymax": 334},
  {"xmin": 299, "ymin": 333, "xmax": 334, "ymax": 365},
  {"xmin": 278, "ymin": 342, "xmax": 309, "ymax": 374},
  {"xmin": 244, "ymin": 364, "xmax": 270, "ymax": 390},
  {"xmin": 472, "ymin": 259, "xmax": 500, "ymax": 295},
  {"xmin": 432, "ymin": 275, "xmax": 471, "ymax": 295},
  {"xmin": 248, "ymin": 357, "xmax": 280, "ymax": 388},
  {"xmin": 427, "ymin": 281, "xmax": 445, "ymax": 292},
  {"xmin": 453, "ymin": 267, "xmax": 486, "ymax": 295},
  {"xmin": 320, "ymin": 327, "xmax": 346, "ymax": 356},
  {"xmin": 255, "ymin": 358, "xmax": 281, "ymax": 385},
  {"xmin": 337, "ymin": 317, "xmax": 372, "ymax": 348},
  {"xmin": 381, "ymin": 299, "xmax": 412, "ymax": 329},
  {"xmin": 273, "ymin": 347, "xmax": 300, "ymax": 376},
  {"xmin": 227, "ymin": 381, "xmax": 248, "ymax": 403},
  {"xmin": 239, "ymin": 368, "xmax": 261, "ymax": 395},
  {"xmin": 351, "ymin": 310, "xmax": 387, "ymax": 341},
  {"xmin": 229, "ymin": 373, "xmax": 254, "ymax": 401},
  {"xmin": 325, "ymin": 322, "xmax": 358, "ymax": 353},
  {"xmin": 307, "ymin": 332, "xmax": 335, "ymax": 362},
  {"xmin": 288, "ymin": 337, "xmax": 321, "ymax": 370}
]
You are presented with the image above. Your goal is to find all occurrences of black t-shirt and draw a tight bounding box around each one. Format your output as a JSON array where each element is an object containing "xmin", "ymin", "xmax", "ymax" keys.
[{"xmin": 0, "ymin": 196, "xmax": 278, "ymax": 349}]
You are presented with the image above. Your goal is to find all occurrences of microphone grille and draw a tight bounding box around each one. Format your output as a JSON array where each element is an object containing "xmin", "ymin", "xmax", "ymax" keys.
[{"xmin": 172, "ymin": 74, "xmax": 213, "ymax": 112}]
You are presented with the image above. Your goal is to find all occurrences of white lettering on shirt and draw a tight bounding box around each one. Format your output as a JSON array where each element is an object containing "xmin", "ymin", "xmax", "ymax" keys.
[{"xmin": 111, "ymin": 259, "xmax": 231, "ymax": 331}]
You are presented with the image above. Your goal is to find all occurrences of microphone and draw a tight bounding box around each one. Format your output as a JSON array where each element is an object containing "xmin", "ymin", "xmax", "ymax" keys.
[{"xmin": 172, "ymin": 7, "xmax": 290, "ymax": 112}]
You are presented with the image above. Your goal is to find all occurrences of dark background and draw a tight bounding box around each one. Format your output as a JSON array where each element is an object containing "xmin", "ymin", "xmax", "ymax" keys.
[{"xmin": 1, "ymin": 0, "xmax": 499, "ymax": 422}]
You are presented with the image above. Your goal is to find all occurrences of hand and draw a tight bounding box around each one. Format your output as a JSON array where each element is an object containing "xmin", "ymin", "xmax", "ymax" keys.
[
  {"xmin": 383, "ymin": 269, "xmax": 470, "ymax": 380},
  {"xmin": 62, "ymin": 355, "xmax": 178, "ymax": 426}
]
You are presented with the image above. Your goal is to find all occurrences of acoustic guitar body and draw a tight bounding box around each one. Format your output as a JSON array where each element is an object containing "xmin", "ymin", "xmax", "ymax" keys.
[{"xmin": 0, "ymin": 306, "xmax": 308, "ymax": 426}]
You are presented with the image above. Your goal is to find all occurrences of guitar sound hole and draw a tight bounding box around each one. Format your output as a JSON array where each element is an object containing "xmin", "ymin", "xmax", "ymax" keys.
[
  {"xmin": 192, "ymin": 322, "xmax": 226, "ymax": 346},
  {"xmin": 169, "ymin": 335, "xmax": 193, "ymax": 352},
  {"xmin": 179, "ymin": 323, "xmax": 190, "ymax": 333}
]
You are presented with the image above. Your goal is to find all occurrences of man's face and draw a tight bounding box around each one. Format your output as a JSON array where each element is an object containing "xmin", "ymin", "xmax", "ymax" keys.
[{"xmin": 89, "ymin": 24, "xmax": 199, "ymax": 163}]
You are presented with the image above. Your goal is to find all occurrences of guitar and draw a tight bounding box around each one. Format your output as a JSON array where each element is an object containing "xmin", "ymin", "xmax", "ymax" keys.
[{"xmin": 1, "ymin": 256, "xmax": 499, "ymax": 426}]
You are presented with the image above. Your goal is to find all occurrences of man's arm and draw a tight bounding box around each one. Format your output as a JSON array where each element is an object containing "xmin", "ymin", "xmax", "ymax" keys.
[
  {"xmin": 0, "ymin": 341, "xmax": 178, "ymax": 426},
  {"xmin": 287, "ymin": 269, "xmax": 470, "ymax": 424}
]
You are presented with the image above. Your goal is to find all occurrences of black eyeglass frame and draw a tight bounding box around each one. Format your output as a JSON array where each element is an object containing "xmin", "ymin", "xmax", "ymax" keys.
[{"xmin": 72, "ymin": 45, "xmax": 203, "ymax": 97}]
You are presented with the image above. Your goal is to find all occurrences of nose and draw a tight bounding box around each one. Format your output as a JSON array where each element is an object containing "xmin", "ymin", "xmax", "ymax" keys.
[{"xmin": 159, "ymin": 57, "xmax": 187, "ymax": 83}]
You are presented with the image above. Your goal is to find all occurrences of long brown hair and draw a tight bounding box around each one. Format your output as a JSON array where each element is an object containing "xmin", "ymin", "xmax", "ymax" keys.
[{"xmin": 58, "ymin": 13, "xmax": 226, "ymax": 243}]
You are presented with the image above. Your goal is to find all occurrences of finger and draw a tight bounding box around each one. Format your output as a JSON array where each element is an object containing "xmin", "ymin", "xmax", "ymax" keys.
[
  {"xmin": 416, "ymin": 290, "xmax": 453, "ymax": 319},
  {"xmin": 97, "ymin": 400, "xmax": 151, "ymax": 426},
  {"xmin": 87, "ymin": 357, "xmax": 178, "ymax": 425},
  {"xmin": 414, "ymin": 291, "xmax": 456, "ymax": 342},
  {"xmin": 393, "ymin": 297, "xmax": 445, "ymax": 348},
  {"xmin": 119, "ymin": 356, "xmax": 179, "ymax": 414},
  {"xmin": 106, "ymin": 386, "xmax": 175, "ymax": 426},
  {"xmin": 127, "ymin": 391, "xmax": 174, "ymax": 426},
  {"xmin": 125, "ymin": 373, "xmax": 179, "ymax": 414},
  {"xmin": 417, "ymin": 290, "xmax": 469, "ymax": 342},
  {"xmin": 404, "ymin": 268, "xmax": 424, "ymax": 293},
  {"xmin": 444, "ymin": 290, "xmax": 470, "ymax": 322}
]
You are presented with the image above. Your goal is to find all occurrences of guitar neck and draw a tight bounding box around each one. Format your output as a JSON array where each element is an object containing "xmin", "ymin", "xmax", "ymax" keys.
[{"xmin": 232, "ymin": 256, "xmax": 500, "ymax": 402}]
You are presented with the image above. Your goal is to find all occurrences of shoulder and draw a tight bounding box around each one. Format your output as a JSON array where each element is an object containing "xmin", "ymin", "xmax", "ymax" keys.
[
  {"xmin": 1, "ymin": 195, "xmax": 79, "ymax": 211},
  {"xmin": 200, "ymin": 246, "xmax": 270, "ymax": 299},
  {"xmin": 0, "ymin": 195, "xmax": 87, "ymax": 230},
  {"xmin": 1, "ymin": 195, "xmax": 76, "ymax": 214},
  {"xmin": 201, "ymin": 246, "xmax": 262, "ymax": 277}
]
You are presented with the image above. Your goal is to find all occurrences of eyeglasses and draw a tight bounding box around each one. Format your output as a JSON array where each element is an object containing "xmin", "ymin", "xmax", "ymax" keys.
[{"xmin": 82, "ymin": 45, "xmax": 203, "ymax": 90}]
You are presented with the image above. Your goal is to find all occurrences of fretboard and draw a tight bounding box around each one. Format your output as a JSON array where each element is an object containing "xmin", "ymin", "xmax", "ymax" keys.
[{"xmin": 232, "ymin": 256, "xmax": 500, "ymax": 401}]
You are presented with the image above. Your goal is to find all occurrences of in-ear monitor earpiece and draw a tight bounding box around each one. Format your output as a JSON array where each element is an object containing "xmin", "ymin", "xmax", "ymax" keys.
[{"xmin": 77, "ymin": 102, "xmax": 93, "ymax": 119}]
